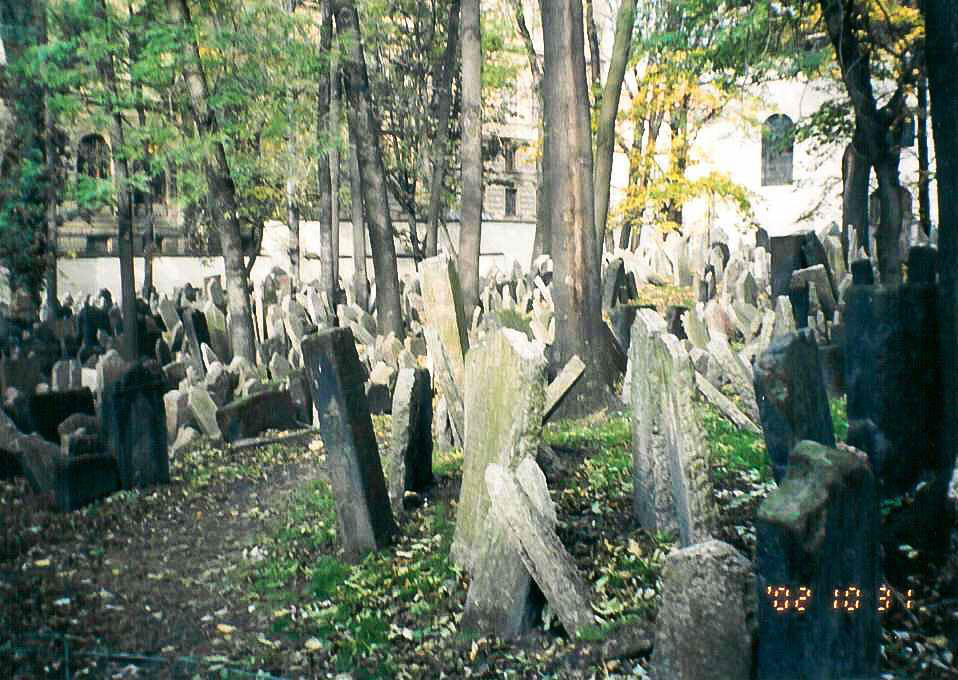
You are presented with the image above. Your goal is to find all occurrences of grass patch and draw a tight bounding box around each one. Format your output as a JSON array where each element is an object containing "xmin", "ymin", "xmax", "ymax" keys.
[
  {"xmin": 830, "ymin": 397, "xmax": 849, "ymax": 441},
  {"xmin": 700, "ymin": 404, "xmax": 772, "ymax": 481},
  {"xmin": 493, "ymin": 307, "xmax": 534, "ymax": 339}
]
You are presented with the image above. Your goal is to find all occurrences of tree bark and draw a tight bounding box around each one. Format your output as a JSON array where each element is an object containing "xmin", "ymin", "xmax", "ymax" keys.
[
  {"xmin": 317, "ymin": 0, "xmax": 334, "ymax": 306},
  {"xmin": 842, "ymin": 136, "xmax": 870, "ymax": 263},
  {"xmin": 426, "ymin": 0, "xmax": 460, "ymax": 258},
  {"xmin": 921, "ymin": 0, "xmax": 958, "ymax": 523},
  {"xmin": 584, "ymin": 0, "xmax": 601, "ymax": 106},
  {"xmin": 332, "ymin": 0, "xmax": 404, "ymax": 339},
  {"xmin": 165, "ymin": 0, "xmax": 257, "ymax": 362},
  {"xmin": 540, "ymin": 0, "xmax": 614, "ymax": 417},
  {"xmin": 348, "ymin": 127, "xmax": 368, "ymax": 311},
  {"xmin": 917, "ymin": 75, "xmax": 931, "ymax": 236},
  {"xmin": 330, "ymin": 49, "xmax": 341, "ymax": 295},
  {"xmin": 95, "ymin": 0, "xmax": 137, "ymax": 361},
  {"xmin": 458, "ymin": 0, "xmax": 481, "ymax": 320},
  {"xmin": 593, "ymin": 0, "xmax": 636, "ymax": 257}
]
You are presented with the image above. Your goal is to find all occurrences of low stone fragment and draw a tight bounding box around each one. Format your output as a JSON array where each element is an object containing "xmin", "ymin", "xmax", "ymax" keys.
[{"xmin": 215, "ymin": 389, "xmax": 300, "ymax": 442}]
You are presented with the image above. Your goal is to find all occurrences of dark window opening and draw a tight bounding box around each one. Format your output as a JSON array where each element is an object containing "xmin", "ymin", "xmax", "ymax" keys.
[
  {"xmin": 762, "ymin": 114, "xmax": 794, "ymax": 186},
  {"xmin": 77, "ymin": 134, "xmax": 111, "ymax": 179},
  {"xmin": 504, "ymin": 144, "xmax": 516, "ymax": 173},
  {"xmin": 505, "ymin": 186, "xmax": 517, "ymax": 217}
]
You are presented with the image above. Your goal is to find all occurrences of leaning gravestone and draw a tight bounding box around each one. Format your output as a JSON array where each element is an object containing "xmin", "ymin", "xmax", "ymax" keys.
[
  {"xmin": 102, "ymin": 361, "xmax": 169, "ymax": 491},
  {"xmin": 55, "ymin": 431, "xmax": 119, "ymax": 512},
  {"xmin": 181, "ymin": 307, "xmax": 211, "ymax": 378},
  {"xmin": 651, "ymin": 540, "xmax": 756, "ymax": 680},
  {"xmin": 215, "ymin": 389, "xmax": 300, "ymax": 442},
  {"xmin": 301, "ymin": 327, "xmax": 397, "ymax": 562},
  {"xmin": 451, "ymin": 328, "xmax": 547, "ymax": 572},
  {"xmin": 753, "ymin": 329, "xmax": 835, "ymax": 483},
  {"xmin": 419, "ymin": 255, "xmax": 470, "ymax": 389},
  {"xmin": 756, "ymin": 441, "xmax": 880, "ymax": 680},
  {"xmin": 386, "ymin": 367, "xmax": 433, "ymax": 512}
]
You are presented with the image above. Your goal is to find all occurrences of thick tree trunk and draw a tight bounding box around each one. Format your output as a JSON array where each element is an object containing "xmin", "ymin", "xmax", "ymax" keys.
[
  {"xmin": 917, "ymin": 75, "xmax": 931, "ymax": 236},
  {"xmin": 540, "ymin": 0, "xmax": 614, "ymax": 417},
  {"xmin": 921, "ymin": 0, "xmax": 958, "ymax": 518},
  {"xmin": 593, "ymin": 0, "xmax": 635, "ymax": 257},
  {"xmin": 166, "ymin": 0, "xmax": 257, "ymax": 362},
  {"xmin": 332, "ymin": 0, "xmax": 404, "ymax": 339},
  {"xmin": 458, "ymin": 0, "xmax": 482, "ymax": 321},
  {"xmin": 874, "ymin": 156, "xmax": 904, "ymax": 284},
  {"xmin": 39, "ymin": 1, "xmax": 57, "ymax": 308},
  {"xmin": 348, "ymin": 129, "xmax": 368, "ymax": 311},
  {"xmin": 842, "ymin": 138, "xmax": 870, "ymax": 262},
  {"xmin": 316, "ymin": 0, "xmax": 334, "ymax": 306},
  {"xmin": 426, "ymin": 0, "xmax": 460, "ymax": 258},
  {"xmin": 96, "ymin": 0, "xmax": 137, "ymax": 361}
]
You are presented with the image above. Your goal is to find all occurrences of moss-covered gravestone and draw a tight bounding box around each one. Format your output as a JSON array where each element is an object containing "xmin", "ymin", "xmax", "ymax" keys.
[
  {"xmin": 451, "ymin": 329, "xmax": 546, "ymax": 572},
  {"xmin": 419, "ymin": 254, "xmax": 469, "ymax": 389},
  {"xmin": 302, "ymin": 327, "xmax": 397, "ymax": 562},
  {"xmin": 756, "ymin": 441, "xmax": 880, "ymax": 680}
]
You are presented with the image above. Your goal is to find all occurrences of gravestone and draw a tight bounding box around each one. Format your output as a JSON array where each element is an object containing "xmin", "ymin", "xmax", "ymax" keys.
[
  {"xmin": 770, "ymin": 232, "xmax": 807, "ymax": 298},
  {"xmin": 55, "ymin": 433, "xmax": 119, "ymax": 512},
  {"xmin": 215, "ymin": 389, "xmax": 300, "ymax": 442},
  {"xmin": 651, "ymin": 540, "xmax": 756, "ymax": 680},
  {"xmin": 181, "ymin": 307, "xmax": 211, "ymax": 378},
  {"xmin": 386, "ymin": 367, "xmax": 433, "ymax": 512},
  {"xmin": 51, "ymin": 359, "xmax": 82, "ymax": 392},
  {"xmin": 602, "ymin": 258, "xmax": 626, "ymax": 309},
  {"xmin": 451, "ymin": 328, "xmax": 547, "ymax": 572},
  {"xmin": 608, "ymin": 303, "xmax": 643, "ymax": 356},
  {"xmin": 164, "ymin": 389, "xmax": 190, "ymax": 441},
  {"xmin": 188, "ymin": 387, "xmax": 221, "ymax": 439},
  {"xmin": 301, "ymin": 327, "xmax": 397, "ymax": 562},
  {"xmin": 423, "ymin": 327, "xmax": 464, "ymax": 441},
  {"xmin": 202, "ymin": 300, "xmax": 231, "ymax": 365},
  {"xmin": 753, "ymin": 329, "xmax": 836, "ymax": 483},
  {"xmin": 419, "ymin": 255, "xmax": 470, "ymax": 389},
  {"xmin": 756, "ymin": 441, "xmax": 880, "ymax": 680},
  {"xmin": 102, "ymin": 361, "xmax": 169, "ymax": 490}
]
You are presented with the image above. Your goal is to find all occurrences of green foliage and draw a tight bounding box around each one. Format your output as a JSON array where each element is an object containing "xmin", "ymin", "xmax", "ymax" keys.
[
  {"xmin": 830, "ymin": 397, "xmax": 849, "ymax": 442},
  {"xmin": 492, "ymin": 307, "xmax": 533, "ymax": 339},
  {"xmin": 700, "ymin": 403, "xmax": 772, "ymax": 481}
]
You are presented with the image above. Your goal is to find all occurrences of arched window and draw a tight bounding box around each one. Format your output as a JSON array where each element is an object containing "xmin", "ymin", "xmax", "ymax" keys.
[
  {"xmin": 76, "ymin": 134, "xmax": 111, "ymax": 179},
  {"xmin": 762, "ymin": 114, "xmax": 794, "ymax": 186}
]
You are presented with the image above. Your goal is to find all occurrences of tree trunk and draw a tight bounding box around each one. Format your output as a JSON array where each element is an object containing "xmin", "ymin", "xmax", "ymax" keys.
[
  {"xmin": 40, "ymin": 1, "xmax": 57, "ymax": 309},
  {"xmin": 458, "ymin": 0, "xmax": 481, "ymax": 320},
  {"xmin": 96, "ymin": 0, "xmax": 137, "ymax": 361},
  {"xmin": 540, "ymin": 0, "xmax": 614, "ymax": 418},
  {"xmin": 348, "ymin": 128, "xmax": 368, "ymax": 311},
  {"xmin": 921, "ymin": 0, "xmax": 958, "ymax": 518},
  {"xmin": 842, "ymin": 137, "xmax": 870, "ymax": 262},
  {"xmin": 330, "ymin": 50, "xmax": 341, "ymax": 295},
  {"xmin": 664, "ymin": 93, "xmax": 690, "ymax": 230},
  {"xmin": 426, "ymin": 0, "xmax": 460, "ymax": 258},
  {"xmin": 316, "ymin": 0, "xmax": 334, "ymax": 306},
  {"xmin": 874, "ymin": 156, "xmax": 904, "ymax": 284},
  {"xmin": 593, "ymin": 0, "xmax": 635, "ymax": 258},
  {"xmin": 584, "ymin": 0, "xmax": 601, "ymax": 107},
  {"xmin": 917, "ymin": 75, "xmax": 931, "ymax": 236},
  {"xmin": 165, "ymin": 0, "xmax": 257, "ymax": 362},
  {"xmin": 332, "ymin": 0, "xmax": 404, "ymax": 339}
]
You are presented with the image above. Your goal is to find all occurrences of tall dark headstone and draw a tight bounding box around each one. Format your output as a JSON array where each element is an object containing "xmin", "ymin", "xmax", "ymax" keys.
[
  {"xmin": 181, "ymin": 308, "xmax": 211, "ymax": 377},
  {"xmin": 387, "ymin": 367, "xmax": 433, "ymax": 512},
  {"xmin": 215, "ymin": 389, "xmax": 300, "ymax": 442},
  {"xmin": 753, "ymin": 329, "xmax": 835, "ymax": 483},
  {"xmin": 770, "ymin": 232, "xmax": 808, "ymax": 299},
  {"xmin": 602, "ymin": 257, "xmax": 626, "ymax": 309},
  {"xmin": 756, "ymin": 441, "xmax": 880, "ymax": 680},
  {"xmin": 102, "ymin": 361, "xmax": 169, "ymax": 490},
  {"xmin": 850, "ymin": 259, "xmax": 874, "ymax": 286},
  {"xmin": 301, "ymin": 327, "xmax": 397, "ymax": 561},
  {"xmin": 55, "ymin": 431, "xmax": 119, "ymax": 512},
  {"xmin": 29, "ymin": 389, "xmax": 96, "ymax": 444}
]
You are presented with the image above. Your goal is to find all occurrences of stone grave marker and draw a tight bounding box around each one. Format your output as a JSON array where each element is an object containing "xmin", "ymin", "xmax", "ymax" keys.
[
  {"xmin": 301, "ymin": 327, "xmax": 397, "ymax": 562},
  {"xmin": 419, "ymin": 255, "xmax": 470, "ymax": 389},
  {"xmin": 753, "ymin": 329, "xmax": 835, "ymax": 483},
  {"xmin": 29, "ymin": 388, "xmax": 96, "ymax": 444},
  {"xmin": 451, "ymin": 328, "xmax": 546, "ymax": 572},
  {"xmin": 756, "ymin": 441, "xmax": 879, "ymax": 680},
  {"xmin": 181, "ymin": 307, "xmax": 211, "ymax": 378},
  {"xmin": 216, "ymin": 389, "xmax": 300, "ymax": 442},
  {"xmin": 386, "ymin": 367, "xmax": 433, "ymax": 512},
  {"xmin": 102, "ymin": 361, "xmax": 169, "ymax": 490}
]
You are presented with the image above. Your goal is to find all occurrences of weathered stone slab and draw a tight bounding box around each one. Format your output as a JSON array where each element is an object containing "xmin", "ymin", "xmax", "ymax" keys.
[
  {"xmin": 706, "ymin": 334, "xmax": 759, "ymax": 423},
  {"xmin": 756, "ymin": 441, "xmax": 880, "ymax": 680},
  {"xmin": 102, "ymin": 362, "xmax": 169, "ymax": 491},
  {"xmin": 51, "ymin": 359, "xmax": 82, "ymax": 392},
  {"xmin": 791, "ymin": 265, "xmax": 837, "ymax": 318},
  {"xmin": 680, "ymin": 304, "xmax": 709, "ymax": 350},
  {"xmin": 54, "ymin": 445, "xmax": 120, "ymax": 512},
  {"xmin": 188, "ymin": 387, "xmax": 221, "ymax": 440},
  {"xmin": 651, "ymin": 540, "xmax": 756, "ymax": 680},
  {"xmin": 770, "ymin": 232, "xmax": 807, "ymax": 298},
  {"xmin": 202, "ymin": 300, "xmax": 231, "ymax": 365},
  {"xmin": 694, "ymin": 371, "xmax": 760, "ymax": 434},
  {"xmin": 386, "ymin": 368, "xmax": 433, "ymax": 512},
  {"xmin": 95, "ymin": 349, "xmax": 127, "ymax": 408},
  {"xmin": 215, "ymin": 389, "xmax": 300, "ymax": 442},
  {"xmin": 181, "ymin": 307, "xmax": 211, "ymax": 378},
  {"xmin": 543, "ymin": 355, "xmax": 585, "ymax": 421},
  {"xmin": 630, "ymin": 309, "xmax": 676, "ymax": 535},
  {"xmin": 451, "ymin": 329, "xmax": 546, "ymax": 572},
  {"xmin": 17, "ymin": 433, "xmax": 63, "ymax": 494},
  {"xmin": 419, "ymin": 255, "xmax": 470, "ymax": 389},
  {"xmin": 483, "ymin": 461, "xmax": 593, "ymax": 637},
  {"xmin": 301, "ymin": 327, "xmax": 397, "ymax": 562},
  {"xmin": 753, "ymin": 329, "xmax": 835, "ymax": 484},
  {"xmin": 423, "ymin": 327, "xmax": 464, "ymax": 442}
]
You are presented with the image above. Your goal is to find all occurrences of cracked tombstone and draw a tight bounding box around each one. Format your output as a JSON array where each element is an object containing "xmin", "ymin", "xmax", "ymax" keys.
[
  {"xmin": 756, "ymin": 441, "xmax": 880, "ymax": 680},
  {"xmin": 302, "ymin": 327, "xmax": 397, "ymax": 562},
  {"xmin": 419, "ymin": 254, "xmax": 470, "ymax": 396},
  {"xmin": 753, "ymin": 329, "xmax": 835, "ymax": 483},
  {"xmin": 451, "ymin": 328, "xmax": 546, "ymax": 572},
  {"xmin": 651, "ymin": 540, "xmax": 756, "ymax": 680},
  {"xmin": 386, "ymin": 367, "xmax": 433, "ymax": 513},
  {"xmin": 101, "ymin": 361, "xmax": 169, "ymax": 490}
]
